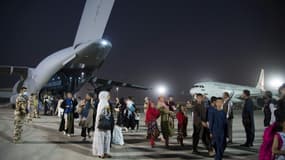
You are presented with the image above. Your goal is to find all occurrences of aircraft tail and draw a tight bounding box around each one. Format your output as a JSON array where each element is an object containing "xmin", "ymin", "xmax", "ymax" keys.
[
  {"xmin": 256, "ymin": 69, "xmax": 265, "ymax": 91},
  {"xmin": 73, "ymin": 0, "xmax": 115, "ymax": 46}
]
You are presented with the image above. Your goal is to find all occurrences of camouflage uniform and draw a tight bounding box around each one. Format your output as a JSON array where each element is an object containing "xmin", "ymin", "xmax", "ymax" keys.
[
  {"xmin": 28, "ymin": 95, "xmax": 39, "ymax": 119},
  {"xmin": 33, "ymin": 97, "xmax": 39, "ymax": 118},
  {"xmin": 13, "ymin": 94, "xmax": 28, "ymax": 143},
  {"xmin": 27, "ymin": 96, "xmax": 33, "ymax": 122}
]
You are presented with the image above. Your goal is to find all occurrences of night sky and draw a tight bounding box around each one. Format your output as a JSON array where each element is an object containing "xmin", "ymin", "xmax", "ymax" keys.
[{"xmin": 0, "ymin": 0, "xmax": 284, "ymax": 102}]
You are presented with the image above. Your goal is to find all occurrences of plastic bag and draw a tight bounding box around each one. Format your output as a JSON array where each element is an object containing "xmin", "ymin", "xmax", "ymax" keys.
[{"xmin": 112, "ymin": 125, "xmax": 124, "ymax": 145}]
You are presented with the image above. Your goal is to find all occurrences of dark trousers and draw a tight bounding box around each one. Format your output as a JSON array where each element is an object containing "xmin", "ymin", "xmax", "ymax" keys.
[
  {"xmin": 135, "ymin": 120, "xmax": 139, "ymax": 130},
  {"xmin": 213, "ymin": 135, "xmax": 226, "ymax": 160},
  {"xmin": 243, "ymin": 122, "xmax": 255, "ymax": 145},
  {"xmin": 192, "ymin": 125, "xmax": 212, "ymax": 151},
  {"xmin": 81, "ymin": 127, "xmax": 91, "ymax": 138},
  {"xmin": 202, "ymin": 127, "xmax": 213, "ymax": 150},
  {"xmin": 227, "ymin": 119, "xmax": 233, "ymax": 141},
  {"xmin": 44, "ymin": 103, "xmax": 48, "ymax": 115},
  {"xmin": 192, "ymin": 125, "xmax": 201, "ymax": 150}
]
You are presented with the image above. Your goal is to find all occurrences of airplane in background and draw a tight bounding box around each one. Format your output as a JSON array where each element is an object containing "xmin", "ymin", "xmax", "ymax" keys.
[
  {"xmin": 0, "ymin": 0, "xmax": 148, "ymax": 104},
  {"xmin": 189, "ymin": 69, "xmax": 266, "ymax": 104}
]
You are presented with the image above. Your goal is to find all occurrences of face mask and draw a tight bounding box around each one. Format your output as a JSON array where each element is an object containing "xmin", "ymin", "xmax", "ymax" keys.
[{"xmin": 23, "ymin": 92, "xmax": 28, "ymax": 96}]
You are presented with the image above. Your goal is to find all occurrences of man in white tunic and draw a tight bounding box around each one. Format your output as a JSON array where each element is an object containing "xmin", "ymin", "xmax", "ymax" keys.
[{"xmin": 92, "ymin": 91, "xmax": 112, "ymax": 158}]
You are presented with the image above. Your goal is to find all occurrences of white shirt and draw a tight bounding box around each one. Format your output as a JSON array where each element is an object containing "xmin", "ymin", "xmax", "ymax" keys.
[
  {"xmin": 270, "ymin": 103, "xmax": 276, "ymax": 125},
  {"xmin": 224, "ymin": 98, "xmax": 233, "ymax": 119}
]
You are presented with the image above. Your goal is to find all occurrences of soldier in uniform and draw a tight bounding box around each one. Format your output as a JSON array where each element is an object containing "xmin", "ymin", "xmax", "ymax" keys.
[
  {"xmin": 27, "ymin": 93, "xmax": 34, "ymax": 122},
  {"xmin": 28, "ymin": 93, "xmax": 39, "ymax": 119},
  {"xmin": 13, "ymin": 86, "xmax": 29, "ymax": 143}
]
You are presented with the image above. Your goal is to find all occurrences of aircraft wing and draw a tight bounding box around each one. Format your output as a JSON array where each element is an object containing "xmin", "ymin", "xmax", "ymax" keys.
[
  {"xmin": 91, "ymin": 77, "xmax": 150, "ymax": 90},
  {"xmin": 0, "ymin": 65, "xmax": 29, "ymax": 80}
]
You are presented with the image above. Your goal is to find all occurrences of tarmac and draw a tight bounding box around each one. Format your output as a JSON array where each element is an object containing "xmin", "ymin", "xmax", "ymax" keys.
[{"xmin": 0, "ymin": 107, "xmax": 262, "ymax": 160}]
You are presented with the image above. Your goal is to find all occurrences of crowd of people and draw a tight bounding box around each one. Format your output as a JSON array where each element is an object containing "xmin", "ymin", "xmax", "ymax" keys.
[
  {"xmin": 143, "ymin": 93, "xmax": 233, "ymax": 160},
  {"xmin": 11, "ymin": 83, "xmax": 285, "ymax": 160}
]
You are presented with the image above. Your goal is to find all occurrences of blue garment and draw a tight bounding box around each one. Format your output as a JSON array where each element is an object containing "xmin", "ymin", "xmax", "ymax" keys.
[
  {"xmin": 81, "ymin": 101, "xmax": 91, "ymax": 118},
  {"xmin": 204, "ymin": 99, "xmax": 210, "ymax": 108},
  {"xmin": 64, "ymin": 99, "xmax": 73, "ymax": 113},
  {"xmin": 242, "ymin": 98, "xmax": 254, "ymax": 122},
  {"xmin": 207, "ymin": 105, "xmax": 216, "ymax": 133},
  {"xmin": 211, "ymin": 109, "xmax": 227, "ymax": 160},
  {"xmin": 242, "ymin": 98, "xmax": 255, "ymax": 145}
]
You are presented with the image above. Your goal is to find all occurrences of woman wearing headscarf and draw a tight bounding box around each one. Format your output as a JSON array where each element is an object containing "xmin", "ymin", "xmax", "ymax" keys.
[
  {"xmin": 158, "ymin": 96, "xmax": 175, "ymax": 147},
  {"xmin": 145, "ymin": 99, "xmax": 160, "ymax": 147},
  {"xmin": 92, "ymin": 91, "xmax": 112, "ymax": 159}
]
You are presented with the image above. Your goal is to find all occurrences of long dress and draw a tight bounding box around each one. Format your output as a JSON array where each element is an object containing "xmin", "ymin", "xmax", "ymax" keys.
[
  {"xmin": 158, "ymin": 102, "xmax": 174, "ymax": 139},
  {"xmin": 92, "ymin": 91, "xmax": 111, "ymax": 157},
  {"xmin": 176, "ymin": 111, "xmax": 188, "ymax": 142},
  {"xmin": 145, "ymin": 102, "xmax": 160, "ymax": 146}
]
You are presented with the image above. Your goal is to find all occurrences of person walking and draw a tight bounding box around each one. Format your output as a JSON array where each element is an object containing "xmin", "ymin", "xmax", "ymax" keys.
[
  {"xmin": 223, "ymin": 92, "xmax": 234, "ymax": 144},
  {"xmin": 134, "ymin": 108, "xmax": 140, "ymax": 131},
  {"xmin": 276, "ymin": 84, "xmax": 285, "ymax": 126},
  {"xmin": 126, "ymin": 97, "xmax": 136, "ymax": 131},
  {"xmin": 27, "ymin": 93, "xmax": 35, "ymax": 122},
  {"xmin": 32, "ymin": 94, "xmax": 39, "ymax": 118},
  {"xmin": 116, "ymin": 98, "xmax": 127, "ymax": 127},
  {"xmin": 59, "ymin": 92, "xmax": 78, "ymax": 137},
  {"xmin": 13, "ymin": 86, "xmax": 29, "ymax": 143},
  {"xmin": 240, "ymin": 90, "xmax": 255, "ymax": 147},
  {"xmin": 192, "ymin": 93, "xmax": 213, "ymax": 155},
  {"xmin": 77, "ymin": 93, "xmax": 94, "ymax": 141},
  {"xmin": 210, "ymin": 97, "xmax": 228, "ymax": 160},
  {"xmin": 263, "ymin": 91, "xmax": 276, "ymax": 127},
  {"xmin": 158, "ymin": 96, "xmax": 174, "ymax": 147},
  {"xmin": 167, "ymin": 96, "xmax": 177, "ymax": 111},
  {"xmin": 145, "ymin": 99, "xmax": 160, "ymax": 148},
  {"xmin": 259, "ymin": 84, "xmax": 285, "ymax": 160},
  {"xmin": 176, "ymin": 105, "xmax": 188, "ymax": 147},
  {"xmin": 92, "ymin": 91, "xmax": 112, "ymax": 159}
]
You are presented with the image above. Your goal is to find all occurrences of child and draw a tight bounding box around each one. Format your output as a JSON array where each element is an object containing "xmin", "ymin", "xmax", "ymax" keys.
[
  {"xmin": 210, "ymin": 97, "xmax": 227, "ymax": 160},
  {"xmin": 176, "ymin": 105, "xmax": 188, "ymax": 146},
  {"xmin": 272, "ymin": 118, "xmax": 285, "ymax": 160},
  {"xmin": 134, "ymin": 108, "xmax": 140, "ymax": 131}
]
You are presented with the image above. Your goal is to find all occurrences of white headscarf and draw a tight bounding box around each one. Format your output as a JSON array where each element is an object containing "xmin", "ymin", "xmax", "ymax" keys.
[{"xmin": 95, "ymin": 91, "xmax": 110, "ymax": 128}]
